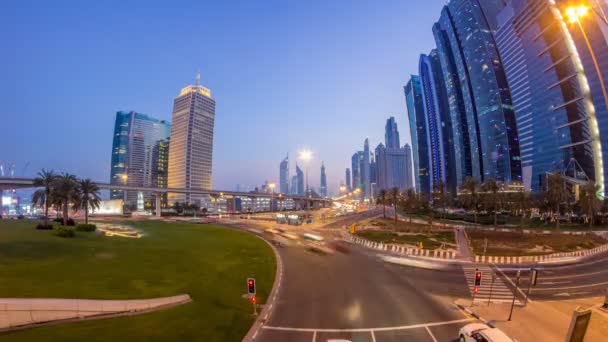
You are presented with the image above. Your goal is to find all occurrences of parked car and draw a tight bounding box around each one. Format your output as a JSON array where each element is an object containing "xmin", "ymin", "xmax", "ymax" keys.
[{"xmin": 459, "ymin": 323, "xmax": 513, "ymax": 342}]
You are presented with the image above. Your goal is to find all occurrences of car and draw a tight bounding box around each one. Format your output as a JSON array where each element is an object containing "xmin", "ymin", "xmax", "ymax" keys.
[{"xmin": 459, "ymin": 323, "xmax": 513, "ymax": 342}]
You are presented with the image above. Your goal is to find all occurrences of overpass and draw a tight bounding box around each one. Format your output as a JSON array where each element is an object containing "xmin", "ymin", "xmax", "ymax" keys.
[{"xmin": 0, "ymin": 177, "xmax": 332, "ymax": 216}]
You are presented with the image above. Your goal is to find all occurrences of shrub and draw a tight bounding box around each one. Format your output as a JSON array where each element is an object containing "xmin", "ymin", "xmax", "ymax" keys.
[
  {"xmin": 53, "ymin": 218, "xmax": 76, "ymax": 226},
  {"xmin": 54, "ymin": 226, "xmax": 75, "ymax": 238},
  {"xmin": 76, "ymin": 223, "xmax": 97, "ymax": 232},
  {"xmin": 35, "ymin": 223, "xmax": 54, "ymax": 230}
]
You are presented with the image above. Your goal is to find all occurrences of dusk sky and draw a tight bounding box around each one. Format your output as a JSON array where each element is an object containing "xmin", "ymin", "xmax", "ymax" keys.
[{"xmin": 2, "ymin": 0, "xmax": 444, "ymax": 194}]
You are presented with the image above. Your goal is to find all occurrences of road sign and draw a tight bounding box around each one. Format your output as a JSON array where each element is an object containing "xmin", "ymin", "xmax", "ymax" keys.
[
  {"xmin": 247, "ymin": 278, "xmax": 256, "ymax": 295},
  {"xmin": 566, "ymin": 307, "xmax": 592, "ymax": 342},
  {"xmin": 349, "ymin": 225, "xmax": 356, "ymax": 234}
]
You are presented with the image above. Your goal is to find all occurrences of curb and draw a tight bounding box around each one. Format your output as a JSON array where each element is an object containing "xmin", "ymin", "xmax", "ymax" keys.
[
  {"xmin": 240, "ymin": 228, "xmax": 283, "ymax": 342},
  {"xmin": 454, "ymin": 303, "xmax": 495, "ymax": 328}
]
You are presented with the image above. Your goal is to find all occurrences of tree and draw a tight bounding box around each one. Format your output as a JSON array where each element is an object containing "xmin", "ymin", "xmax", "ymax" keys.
[
  {"xmin": 403, "ymin": 189, "xmax": 418, "ymax": 223},
  {"xmin": 78, "ymin": 179, "xmax": 101, "ymax": 224},
  {"xmin": 481, "ymin": 178, "xmax": 500, "ymax": 228},
  {"xmin": 433, "ymin": 180, "xmax": 447, "ymax": 219},
  {"xmin": 52, "ymin": 173, "xmax": 80, "ymax": 226},
  {"xmin": 377, "ymin": 189, "xmax": 388, "ymax": 218},
  {"xmin": 546, "ymin": 171, "xmax": 567, "ymax": 229},
  {"xmin": 512, "ymin": 189, "xmax": 530, "ymax": 227},
  {"xmin": 461, "ymin": 177, "xmax": 479, "ymax": 224},
  {"xmin": 389, "ymin": 187, "xmax": 400, "ymax": 221},
  {"xmin": 31, "ymin": 169, "xmax": 56, "ymax": 227},
  {"xmin": 578, "ymin": 182, "xmax": 601, "ymax": 228}
]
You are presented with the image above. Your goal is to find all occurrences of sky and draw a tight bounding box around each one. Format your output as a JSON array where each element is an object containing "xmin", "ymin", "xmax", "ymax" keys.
[{"xmin": 1, "ymin": 0, "xmax": 444, "ymax": 195}]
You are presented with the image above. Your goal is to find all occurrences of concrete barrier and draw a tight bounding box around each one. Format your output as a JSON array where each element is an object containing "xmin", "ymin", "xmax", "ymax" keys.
[{"xmin": 345, "ymin": 235, "xmax": 455, "ymax": 260}]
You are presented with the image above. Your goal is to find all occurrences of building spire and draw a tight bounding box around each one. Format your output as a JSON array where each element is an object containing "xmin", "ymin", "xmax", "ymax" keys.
[{"xmin": 195, "ymin": 70, "xmax": 200, "ymax": 86}]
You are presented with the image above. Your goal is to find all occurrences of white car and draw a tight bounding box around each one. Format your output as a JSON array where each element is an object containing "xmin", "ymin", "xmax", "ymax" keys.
[{"xmin": 459, "ymin": 323, "xmax": 513, "ymax": 342}]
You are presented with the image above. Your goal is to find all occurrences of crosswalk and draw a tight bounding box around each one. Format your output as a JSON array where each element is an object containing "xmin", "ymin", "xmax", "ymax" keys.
[{"xmin": 462, "ymin": 264, "xmax": 521, "ymax": 304}]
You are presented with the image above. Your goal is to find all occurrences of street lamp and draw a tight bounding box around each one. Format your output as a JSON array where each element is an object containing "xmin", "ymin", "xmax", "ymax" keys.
[
  {"xmin": 268, "ymin": 183, "xmax": 276, "ymax": 212},
  {"xmin": 565, "ymin": 5, "xmax": 589, "ymax": 23}
]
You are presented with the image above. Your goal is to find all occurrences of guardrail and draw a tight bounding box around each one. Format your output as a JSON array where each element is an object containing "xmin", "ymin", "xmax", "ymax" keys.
[
  {"xmin": 474, "ymin": 243, "xmax": 608, "ymax": 264},
  {"xmin": 345, "ymin": 235, "xmax": 456, "ymax": 260}
]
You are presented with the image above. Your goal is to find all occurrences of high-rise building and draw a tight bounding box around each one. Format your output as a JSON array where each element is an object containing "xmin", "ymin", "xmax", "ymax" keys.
[
  {"xmin": 280, "ymin": 154, "xmax": 289, "ymax": 194},
  {"xmin": 404, "ymin": 143, "xmax": 413, "ymax": 190},
  {"xmin": 295, "ymin": 164, "xmax": 305, "ymax": 196},
  {"xmin": 434, "ymin": 0, "xmax": 521, "ymax": 184},
  {"xmin": 375, "ymin": 143, "xmax": 409, "ymax": 192},
  {"xmin": 320, "ymin": 162, "xmax": 327, "ymax": 197},
  {"xmin": 385, "ymin": 117, "xmax": 401, "ymax": 149},
  {"xmin": 167, "ymin": 73, "xmax": 216, "ymax": 205},
  {"xmin": 351, "ymin": 152, "xmax": 361, "ymax": 191},
  {"xmin": 362, "ymin": 138, "xmax": 371, "ymax": 199},
  {"xmin": 404, "ymin": 76, "xmax": 431, "ymax": 193},
  {"xmin": 370, "ymin": 153, "xmax": 377, "ymax": 197},
  {"xmin": 345, "ymin": 168, "xmax": 351, "ymax": 191},
  {"xmin": 291, "ymin": 175, "xmax": 298, "ymax": 195},
  {"xmin": 419, "ymin": 50, "xmax": 457, "ymax": 195},
  {"xmin": 110, "ymin": 111, "xmax": 171, "ymax": 210}
]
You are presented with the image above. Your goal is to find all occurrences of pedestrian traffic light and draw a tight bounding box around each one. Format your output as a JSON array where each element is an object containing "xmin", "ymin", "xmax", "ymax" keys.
[
  {"xmin": 247, "ymin": 278, "xmax": 256, "ymax": 294},
  {"xmin": 475, "ymin": 270, "xmax": 482, "ymax": 287},
  {"xmin": 250, "ymin": 295, "xmax": 257, "ymax": 303},
  {"xmin": 473, "ymin": 286, "xmax": 479, "ymax": 294}
]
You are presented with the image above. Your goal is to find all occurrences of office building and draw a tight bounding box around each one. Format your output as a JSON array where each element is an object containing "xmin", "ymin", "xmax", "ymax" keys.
[
  {"xmin": 351, "ymin": 152, "xmax": 362, "ymax": 191},
  {"xmin": 280, "ymin": 154, "xmax": 289, "ymax": 194},
  {"xmin": 362, "ymin": 138, "xmax": 371, "ymax": 199},
  {"xmin": 110, "ymin": 111, "xmax": 171, "ymax": 209},
  {"xmin": 345, "ymin": 168, "xmax": 351, "ymax": 191},
  {"xmin": 320, "ymin": 162, "xmax": 327, "ymax": 197},
  {"xmin": 405, "ymin": 76, "xmax": 431, "ymax": 193},
  {"xmin": 404, "ymin": 143, "xmax": 413, "ymax": 190},
  {"xmin": 167, "ymin": 72, "xmax": 216, "ymax": 205},
  {"xmin": 295, "ymin": 164, "xmax": 304, "ymax": 196},
  {"xmin": 385, "ymin": 117, "xmax": 401, "ymax": 149}
]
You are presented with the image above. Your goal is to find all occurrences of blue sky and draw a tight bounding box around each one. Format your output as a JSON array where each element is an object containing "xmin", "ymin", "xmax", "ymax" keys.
[{"xmin": 2, "ymin": 0, "xmax": 444, "ymax": 193}]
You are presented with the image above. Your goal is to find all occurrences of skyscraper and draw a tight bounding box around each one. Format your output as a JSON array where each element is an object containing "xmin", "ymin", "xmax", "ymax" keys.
[
  {"xmin": 434, "ymin": 0, "xmax": 521, "ymax": 184},
  {"xmin": 320, "ymin": 162, "xmax": 327, "ymax": 197},
  {"xmin": 375, "ymin": 143, "xmax": 409, "ymax": 192},
  {"xmin": 291, "ymin": 175, "xmax": 298, "ymax": 195},
  {"xmin": 385, "ymin": 117, "xmax": 401, "ymax": 149},
  {"xmin": 295, "ymin": 164, "xmax": 304, "ymax": 196},
  {"xmin": 370, "ymin": 153, "xmax": 377, "ymax": 197},
  {"xmin": 351, "ymin": 152, "xmax": 361, "ymax": 191},
  {"xmin": 419, "ymin": 50, "xmax": 457, "ymax": 195},
  {"xmin": 405, "ymin": 76, "xmax": 431, "ymax": 193},
  {"xmin": 280, "ymin": 154, "xmax": 289, "ymax": 194},
  {"xmin": 362, "ymin": 138, "xmax": 371, "ymax": 199},
  {"xmin": 345, "ymin": 168, "xmax": 351, "ymax": 191},
  {"xmin": 404, "ymin": 143, "xmax": 413, "ymax": 190},
  {"xmin": 110, "ymin": 111, "xmax": 171, "ymax": 210},
  {"xmin": 167, "ymin": 72, "xmax": 216, "ymax": 205}
]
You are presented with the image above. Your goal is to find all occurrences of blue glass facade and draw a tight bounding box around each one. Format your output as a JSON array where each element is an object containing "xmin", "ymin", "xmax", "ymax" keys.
[
  {"xmin": 495, "ymin": 0, "xmax": 597, "ymax": 192},
  {"xmin": 405, "ymin": 76, "xmax": 431, "ymax": 193},
  {"xmin": 437, "ymin": 0, "xmax": 521, "ymax": 184}
]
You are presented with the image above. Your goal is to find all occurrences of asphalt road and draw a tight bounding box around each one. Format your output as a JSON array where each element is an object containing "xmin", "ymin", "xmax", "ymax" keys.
[
  {"xmin": 495, "ymin": 252, "xmax": 608, "ymax": 301},
  {"xmin": 255, "ymin": 238, "xmax": 473, "ymax": 342}
]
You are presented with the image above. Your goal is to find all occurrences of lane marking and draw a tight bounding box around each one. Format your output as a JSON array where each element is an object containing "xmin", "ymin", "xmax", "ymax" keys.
[
  {"xmin": 262, "ymin": 318, "xmax": 470, "ymax": 333},
  {"xmin": 425, "ymin": 326, "xmax": 438, "ymax": 342},
  {"xmin": 532, "ymin": 280, "xmax": 608, "ymax": 291},
  {"xmin": 494, "ymin": 263, "xmax": 532, "ymax": 303},
  {"xmin": 312, "ymin": 330, "xmax": 316, "ymax": 342},
  {"xmin": 371, "ymin": 331, "xmax": 377, "ymax": 342},
  {"xmin": 539, "ymin": 269, "xmax": 608, "ymax": 280}
]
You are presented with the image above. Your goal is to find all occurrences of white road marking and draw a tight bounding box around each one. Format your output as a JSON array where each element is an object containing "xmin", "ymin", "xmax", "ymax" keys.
[
  {"xmin": 494, "ymin": 263, "xmax": 532, "ymax": 302},
  {"xmin": 532, "ymin": 280, "xmax": 608, "ymax": 291},
  {"xmin": 262, "ymin": 318, "xmax": 470, "ymax": 333},
  {"xmin": 425, "ymin": 326, "xmax": 438, "ymax": 342},
  {"xmin": 371, "ymin": 331, "xmax": 377, "ymax": 342},
  {"xmin": 312, "ymin": 330, "xmax": 316, "ymax": 342},
  {"xmin": 539, "ymin": 269, "xmax": 608, "ymax": 280}
]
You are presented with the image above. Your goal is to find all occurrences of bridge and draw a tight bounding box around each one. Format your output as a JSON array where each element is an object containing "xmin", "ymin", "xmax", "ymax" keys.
[{"xmin": 0, "ymin": 177, "xmax": 332, "ymax": 217}]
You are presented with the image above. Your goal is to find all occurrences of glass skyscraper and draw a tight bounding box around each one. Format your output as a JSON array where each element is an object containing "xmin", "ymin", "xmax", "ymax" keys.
[
  {"xmin": 434, "ymin": 0, "xmax": 522, "ymax": 184},
  {"xmin": 167, "ymin": 73, "xmax": 216, "ymax": 205},
  {"xmin": 351, "ymin": 151, "xmax": 362, "ymax": 191},
  {"xmin": 385, "ymin": 117, "xmax": 401, "ymax": 149},
  {"xmin": 320, "ymin": 162, "xmax": 327, "ymax": 197},
  {"xmin": 345, "ymin": 168, "xmax": 351, "ymax": 191},
  {"xmin": 110, "ymin": 111, "xmax": 171, "ymax": 209},
  {"xmin": 280, "ymin": 154, "xmax": 289, "ymax": 194},
  {"xmin": 404, "ymin": 143, "xmax": 413, "ymax": 190},
  {"xmin": 405, "ymin": 75, "xmax": 431, "ymax": 193}
]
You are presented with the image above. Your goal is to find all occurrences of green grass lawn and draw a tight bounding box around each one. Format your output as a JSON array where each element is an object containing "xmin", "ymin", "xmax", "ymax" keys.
[
  {"xmin": 0, "ymin": 219, "xmax": 275, "ymax": 341},
  {"xmin": 355, "ymin": 229, "xmax": 454, "ymax": 249}
]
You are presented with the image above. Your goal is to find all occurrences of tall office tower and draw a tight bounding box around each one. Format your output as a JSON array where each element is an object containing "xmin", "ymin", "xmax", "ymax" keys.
[
  {"xmin": 385, "ymin": 117, "xmax": 401, "ymax": 149},
  {"xmin": 167, "ymin": 72, "xmax": 216, "ymax": 205},
  {"xmin": 345, "ymin": 168, "xmax": 351, "ymax": 191},
  {"xmin": 362, "ymin": 138, "xmax": 371, "ymax": 199},
  {"xmin": 419, "ymin": 50, "xmax": 457, "ymax": 196},
  {"xmin": 291, "ymin": 175, "xmax": 298, "ymax": 195},
  {"xmin": 320, "ymin": 162, "xmax": 327, "ymax": 197},
  {"xmin": 280, "ymin": 154, "xmax": 289, "ymax": 194},
  {"xmin": 433, "ymin": 0, "xmax": 521, "ymax": 184},
  {"xmin": 405, "ymin": 76, "xmax": 431, "ymax": 193},
  {"xmin": 351, "ymin": 152, "xmax": 361, "ymax": 191},
  {"xmin": 375, "ymin": 143, "xmax": 409, "ymax": 191},
  {"xmin": 110, "ymin": 111, "xmax": 171, "ymax": 210},
  {"xmin": 295, "ymin": 164, "xmax": 305, "ymax": 196},
  {"xmin": 404, "ymin": 143, "xmax": 413, "ymax": 190}
]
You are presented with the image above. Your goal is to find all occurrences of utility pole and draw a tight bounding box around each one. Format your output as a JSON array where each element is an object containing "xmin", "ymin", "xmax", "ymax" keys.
[{"xmin": 508, "ymin": 270, "xmax": 521, "ymax": 321}]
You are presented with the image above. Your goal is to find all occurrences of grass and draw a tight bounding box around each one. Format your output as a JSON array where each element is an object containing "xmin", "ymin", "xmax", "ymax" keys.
[
  {"xmin": 467, "ymin": 229, "xmax": 607, "ymax": 256},
  {"xmin": 355, "ymin": 229, "xmax": 454, "ymax": 250},
  {"xmin": 0, "ymin": 219, "xmax": 275, "ymax": 341}
]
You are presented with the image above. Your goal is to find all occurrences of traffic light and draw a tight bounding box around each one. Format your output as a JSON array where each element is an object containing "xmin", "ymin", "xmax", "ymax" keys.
[
  {"xmin": 474, "ymin": 270, "xmax": 482, "ymax": 287},
  {"xmin": 531, "ymin": 269, "xmax": 538, "ymax": 286},
  {"xmin": 473, "ymin": 286, "xmax": 479, "ymax": 294},
  {"xmin": 247, "ymin": 278, "xmax": 256, "ymax": 295},
  {"xmin": 250, "ymin": 295, "xmax": 257, "ymax": 303}
]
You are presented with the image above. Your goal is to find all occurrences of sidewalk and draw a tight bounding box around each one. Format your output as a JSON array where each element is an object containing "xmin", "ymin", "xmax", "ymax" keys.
[{"xmin": 455, "ymin": 297, "xmax": 608, "ymax": 341}]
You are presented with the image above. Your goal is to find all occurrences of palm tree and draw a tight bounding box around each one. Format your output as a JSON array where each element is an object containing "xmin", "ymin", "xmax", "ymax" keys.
[
  {"xmin": 31, "ymin": 169, "xmax": 56, "ymax": 226},
  {"xmin": 53, "ymin": 173, "xmax": 81, "ymax": 226},
  {"xmin": 461, "ymin": 177, "xmax": 479, "ymax": 224},
  {"xmin": 78, "ymin": 179, "xmax": 101, "ymax": 224},
  {"xmin": 389, "ymin": 187, "xmax": 400, "ymax": 221},
  {"xmin": 481, "ymin": 178, "xmax": 500, "ymax": 228},
  {"xmin": 404, "ymin": 189, "xmax": 417, "ymax": 223},
  {"xmin": 578, "ymin": 182, "xmax": 600, "ymax": 228},
  {"xmin": 546, "ymin": 171, "xmax": 567, "ymax": 229},
  {"xmin": 377, "ymin": 189, "xmax": 388, "ymax": 218}
]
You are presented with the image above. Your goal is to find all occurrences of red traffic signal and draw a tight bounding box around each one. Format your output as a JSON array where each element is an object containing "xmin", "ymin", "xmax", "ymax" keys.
[
  {"xmin": 250, "ymin": 295, "xmax": 257, "ymax": 303},
  {"xmin": 473, "ymin": 286, "xmax": 479, "ymax": 294},
  {"xmin": 247, "ymin": 278, "xmax": 256, "ymax": 294},
  {"xmin": 474, "ymin": 270, "xmax": 482, "ymax": 287}
]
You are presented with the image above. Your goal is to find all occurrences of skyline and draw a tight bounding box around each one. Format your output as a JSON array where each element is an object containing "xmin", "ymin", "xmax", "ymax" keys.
[{"xmin": 1, "ymin": 0, "xmax": 446, "ymax": 193}]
